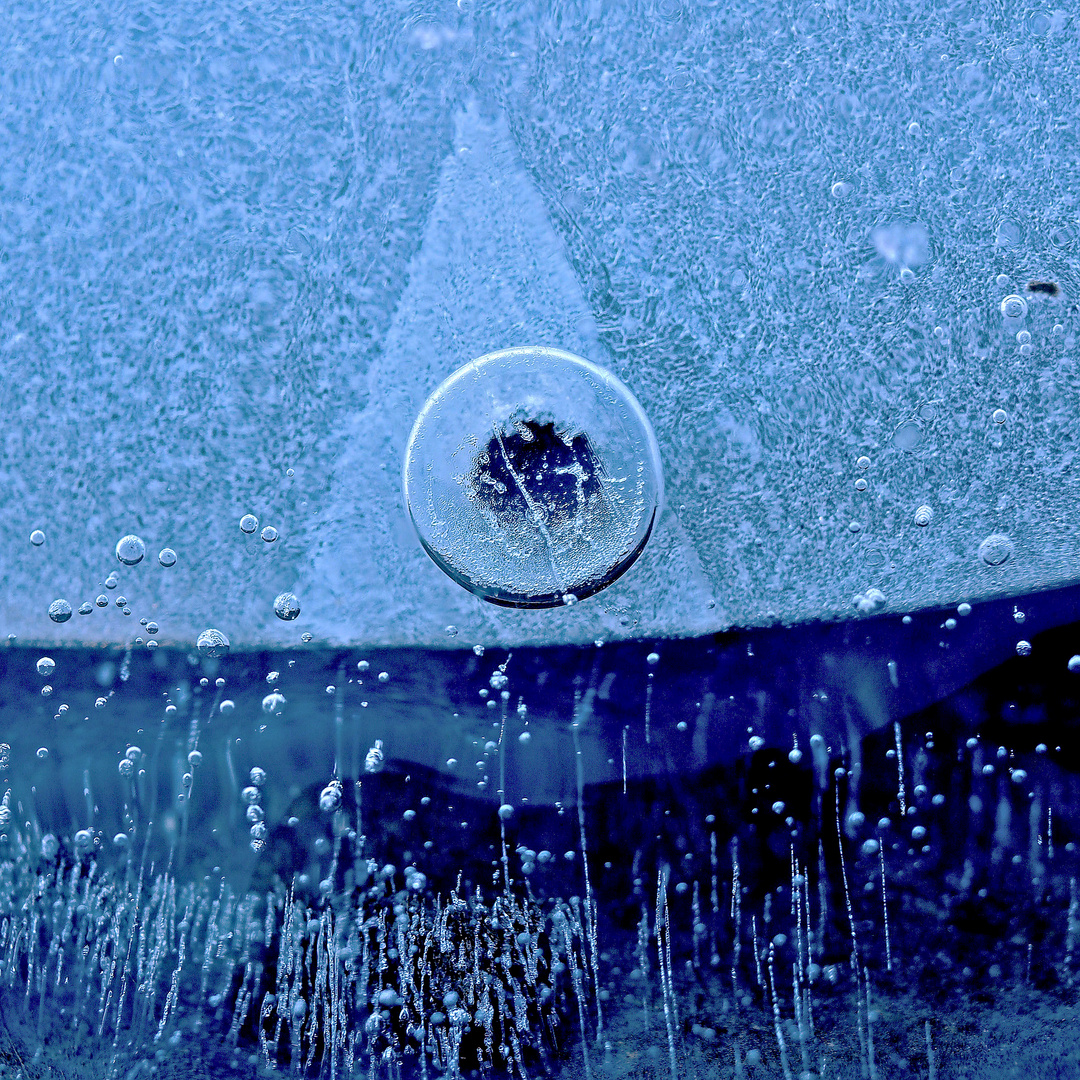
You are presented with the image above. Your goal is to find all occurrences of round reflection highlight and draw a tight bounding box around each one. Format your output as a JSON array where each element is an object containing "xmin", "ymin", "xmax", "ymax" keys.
[{"xmin": 403, "ymin": 347, "xmax": 663, "ymax": 608}]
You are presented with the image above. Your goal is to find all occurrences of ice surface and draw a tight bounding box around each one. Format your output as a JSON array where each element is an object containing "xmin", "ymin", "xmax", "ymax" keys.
[{"xmin": 2, "ymin": 0, "xmax": 1079, "ymax": 647}]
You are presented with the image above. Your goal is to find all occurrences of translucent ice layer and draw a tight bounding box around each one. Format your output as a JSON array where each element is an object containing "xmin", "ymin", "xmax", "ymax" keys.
[{"xmin": 2, "ymin": 1, "xmax": 1079, "ymax": 647}]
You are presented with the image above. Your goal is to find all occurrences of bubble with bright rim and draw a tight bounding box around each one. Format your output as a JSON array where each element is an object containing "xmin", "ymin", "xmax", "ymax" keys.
[
  {"xmin": 402, "ymin": 346, "xmax": 663, "ymax": 608},
  {"xmin": 273, "ymin": 592, "xmax": 301, "ymax": 621},
  {"xmin": 48, "ymin": 599, "xmax": 72, "ymax": 623},
  {"xmin": 115, "ymin": 534, "xmax": 146, "ymax": 565},
  {"xmin": 196, "ymin": 628, "xmax": 230, "ymax": 658}
]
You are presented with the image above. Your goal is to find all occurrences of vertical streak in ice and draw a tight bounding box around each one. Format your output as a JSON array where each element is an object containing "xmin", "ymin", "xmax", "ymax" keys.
[
  {"xmin": 836, "ymin": 787, "xmax": 859, "ymax": 974},
  {"xmin": 879, "ymin": 846, "xmax": 892, "ymax": 973},
  {"xmin": 730, "ymin": 838, "xmax": 741, "ymax": 1001},
  {"xmin": 644, "ymin": 672, "xmax": 654, "ymax": 744},
  {"xmin": 655, "ymin": 867, "xmax": 678, "ymax": 1080},
  {"xmin": 893, "ymin": 722, "xmax": 906, "ymax": 818},
  {"xmin": 572, "ymin": 682, "xmax": 603, "ymax": 1046},
  {"xmin": 622, "ymin": 726, "xmax": 628, "ymax": 795}
]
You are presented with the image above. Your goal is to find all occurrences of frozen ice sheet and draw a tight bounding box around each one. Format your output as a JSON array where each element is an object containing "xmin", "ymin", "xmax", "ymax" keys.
[{"xmin": 2, "ymin": 0, "xmax": 1079, "ymax": 647}]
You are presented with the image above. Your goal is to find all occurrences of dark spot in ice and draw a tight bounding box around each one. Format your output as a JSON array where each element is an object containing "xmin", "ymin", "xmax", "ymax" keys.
[
  {"xmin": 467, "ymin": 418, "xmax": 604, "ymax": 532},
  {"xmin": 1027, "ymin": 281, "xmax": 1060, "ymax": 296}
]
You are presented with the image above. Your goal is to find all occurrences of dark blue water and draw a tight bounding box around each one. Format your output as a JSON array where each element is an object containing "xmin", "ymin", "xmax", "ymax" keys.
[{"xmin": 4, "ymin": 583, "xmax": 1080, "ymax": 1077}]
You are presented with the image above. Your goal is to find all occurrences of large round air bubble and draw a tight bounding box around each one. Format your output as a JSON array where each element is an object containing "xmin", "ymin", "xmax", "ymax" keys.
[{"xmin": 403, "ymin": 347, "xmax": 663, "ymax": 608}]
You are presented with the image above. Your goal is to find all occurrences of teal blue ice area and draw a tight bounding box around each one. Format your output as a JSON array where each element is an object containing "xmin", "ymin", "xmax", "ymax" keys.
[{"xmin": 2, "ymin": 1, "xmax": 1078, "ymax": 651}]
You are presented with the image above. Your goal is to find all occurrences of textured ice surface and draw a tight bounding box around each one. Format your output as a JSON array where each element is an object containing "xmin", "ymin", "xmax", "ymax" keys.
[{"xmin": 2, "ymin": 0, "xmax": 1079, "ymax": 647}]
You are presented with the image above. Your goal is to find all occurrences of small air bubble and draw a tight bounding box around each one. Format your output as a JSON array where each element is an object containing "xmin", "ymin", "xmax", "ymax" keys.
[
  {"xmin": 239, "ymin": 514, "xmax": 259, "ymax": 534},
  {"xmin": 273, "ymin": 593, "xmax": 301, "ymax": 621},
  {"xmin": 48, "ymin": 599, "xmax": 72, "ymax": 623},
  {"xmin": 115, "ymin": 534, "xmax": 146, "ymax": 566},
  {"xmin": 196, "ymin": 629, "xmax": 230, "ymax": 658},
  {"xmin": 261, "ymin": 526, "xmax": 278, "ymax": 543},
  {"xmin": 262, "ymin": 692, "xmax": 286, "ymax": 715},
  {"xmin": 29, "ymin": 529, "xmax": 45, "ymax": 546},
  {"xmin": 856, "ymin": 456, "xmax": 871, "ymax": 470},
  {"xmin": 36, "ymin": 657, "xmax": 55, "ymax": 677},
  {"xmin": 993, "ymin": 409, "xmax": 1007, "ymax": 424},
  {"xmin": 1000, "ymin": 295, "xmax": 1027, "ymax": 319},
  {"xmin": 158, "ymin": 548, "xmax": 177, "ymax": 567},
  {"xmin": 914, "ymin": 505, "xmax": 933, "ymax": 526},
  {"xmin": 893, "ymin": 420, "xmax": 923, "ymax": 451},
  {"xmin": 978, "ymin": 534, "xmax": 1014, "ymax": 566}
]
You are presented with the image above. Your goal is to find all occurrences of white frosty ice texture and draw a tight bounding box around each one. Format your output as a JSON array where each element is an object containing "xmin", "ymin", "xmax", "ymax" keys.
[{"xmin": 1, "ymin": 0, "xmax": 1078, "ymax": 646}]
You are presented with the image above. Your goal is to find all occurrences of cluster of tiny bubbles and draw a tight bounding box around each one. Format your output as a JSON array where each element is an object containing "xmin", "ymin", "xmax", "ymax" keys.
[
  {"xmin": 993, "ymin": 408, "xmax": 1008, "ymax": 424},
  {"xmin": 853, "ymin": 587, "xmax": 887, "ymax": 615},
  {"xmin": 115, "ymin": 533, "xmax": 146, "ymax": 565},
  {"xmin": 36, "ymin": 656, "xmax": 55, "ymax": 677},
  {"xmin": 239, "ymin": 513, "xmax": 259, "ymax": 534},
  {"xmin": 262, "ymin": 691, "xmax": 286, "ymax": 715},
  {"xmin": 196, "ymin": 628, "xmax": 230, "ymax": 657},
  {"xmin": 29, "ymin": 529, "xmax": 44, "ymax": 546},
  {"xmin": 1017, "ymin": 330, "xmax": 1033, "ymax": 356},
  {"xmin": 243, "ymin": 768, "xmax": 268, "ymax": 850},
  {"xmin": 158, "ymin": 547, "xmax": 177, "ymax": 567},
  {"xmin": 914, "ymin": 505, "xmax": 934, "ymax": 526},
  {"xmin": 47, "ymin": 599, "xmax": 72, "ymax": 623},
  {"xmin": 1000, "ymin": 294, "xmax": 1028, "ymax": 319},
  {"xmin": 978, "ymin": 533, "xmax": 1014, "ymax": 566},
  {"xmin": 1016, "ymin": 640, "xmax": 1033, "ymax": 657},
  {"xmin": 261, "ymin": 525, "xmax": 278, "ymax": 542},
  {"xmin": 273, "ymin": 591, "xmax": 301, "ymax": 621}
]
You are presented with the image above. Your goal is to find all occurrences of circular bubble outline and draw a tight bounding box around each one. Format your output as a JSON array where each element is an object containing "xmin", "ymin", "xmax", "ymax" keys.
[{"xmin": 402, "ymin": 346, "xmax": 664, "ymax": 609}]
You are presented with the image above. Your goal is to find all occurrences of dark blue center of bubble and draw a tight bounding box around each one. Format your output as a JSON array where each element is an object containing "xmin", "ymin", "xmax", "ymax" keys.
[{"xmin": 467, "ymin": 419, "xmax": 604, "ymax": 532}]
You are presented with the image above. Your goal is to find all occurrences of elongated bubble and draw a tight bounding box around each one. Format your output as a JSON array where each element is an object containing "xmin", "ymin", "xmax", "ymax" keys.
[{"xmin": 403, "ymin": 347, "xmax": 663, "ymax": 608}]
